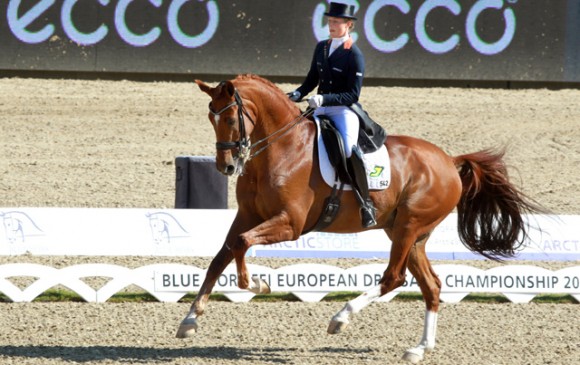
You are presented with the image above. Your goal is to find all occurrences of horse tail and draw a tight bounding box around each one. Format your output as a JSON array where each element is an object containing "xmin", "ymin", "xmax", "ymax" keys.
[{"xmin": 453, "ymin": 149, "xmax": 546, "ymax": 260}]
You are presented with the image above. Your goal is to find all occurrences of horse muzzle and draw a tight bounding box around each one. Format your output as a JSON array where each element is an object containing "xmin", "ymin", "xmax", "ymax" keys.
[
  {"xmin": 223, "ymin": 164, "xmax": 236, "ymax": 176},
  {"xmin": 216, "ymin": 153, "xmax": 244, "ymax": 176}
]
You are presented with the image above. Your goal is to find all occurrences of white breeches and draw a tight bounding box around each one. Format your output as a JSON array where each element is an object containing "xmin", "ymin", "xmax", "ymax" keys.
[{"xmin": 315, "ymin": 105, "xmax": 359, "ymax": 158}]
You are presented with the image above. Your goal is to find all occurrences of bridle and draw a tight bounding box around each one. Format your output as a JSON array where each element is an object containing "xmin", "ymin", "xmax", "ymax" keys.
[
  {"xmin": 208, "ymin": 88, "xmax": 314, "ymax": 169},
  {"xmin": 210, "ymin": 89, "xmax": 254, "ymax": 154}
]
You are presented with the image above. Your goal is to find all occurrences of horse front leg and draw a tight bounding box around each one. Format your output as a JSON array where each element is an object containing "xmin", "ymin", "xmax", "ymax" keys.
[
  {"xmin": 176, "ymin": 211, "xmax": 301, "ymax": 338},
  {"xmin": 232, "ymin": 210, "xmax": 300, "ymax": 293},
  {"xmin": 176, "ymin": 213, "xmax": 259, "ymax": 339},
  {"xmin": 176, "ymin": 244, "xmax": 234, "ymax": 338}
]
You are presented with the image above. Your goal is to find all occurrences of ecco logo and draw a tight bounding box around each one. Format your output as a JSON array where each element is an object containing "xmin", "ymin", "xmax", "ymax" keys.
[
  {"xmin": 313, "ymin": 0, "xmax": 517, "ymax": 56},
  {"xmin": 6, "ymin": 0, "xmax": 219, "ymax": 48}
]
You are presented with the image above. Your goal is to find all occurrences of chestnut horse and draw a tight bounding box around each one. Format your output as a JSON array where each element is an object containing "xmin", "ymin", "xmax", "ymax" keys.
[{"xmin": 177, "ymin": 74, "xmax": 542, "ymax": 363}]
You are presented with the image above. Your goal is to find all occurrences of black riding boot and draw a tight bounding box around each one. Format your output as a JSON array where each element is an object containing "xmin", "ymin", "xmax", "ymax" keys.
[{"xmin": 347, "ymin": 146, "xmax": 377, "ymax": 228}]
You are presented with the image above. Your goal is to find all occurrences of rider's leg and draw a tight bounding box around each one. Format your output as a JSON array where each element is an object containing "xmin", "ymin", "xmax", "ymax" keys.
[
  {"xmin": 347, "ymin": 146, "xmax": 376, "ymax": 227},
  {"xmin": 316, "ymin": 106, "xmax": 375, "ymax": 227},
  {"xmin": 325, "ymin": 107, "xmax": 376, "ymax": 227},
  {"xmin": 324, "ymin": 106, "xmax": 359, "ymax": 158}
]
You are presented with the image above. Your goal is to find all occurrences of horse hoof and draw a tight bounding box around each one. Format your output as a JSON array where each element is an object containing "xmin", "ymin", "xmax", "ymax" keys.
[
  {"xmin": 175, "ymin": 318, "xmax": 198, "ymax": 339},
  {"xmin": 327, "ymin": 318, "xmax": 349, "ymax": 334},
  {"xmin": 250, "ymin": 276, "xmax": 271, "ymax": 295},
  {"xmin": 402, "ymin": 349, "xmax": 424, "ymax": 364}
]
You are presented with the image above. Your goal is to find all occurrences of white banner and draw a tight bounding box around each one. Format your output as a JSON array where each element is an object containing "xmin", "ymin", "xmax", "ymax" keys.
[
  {"xmin": 0, "ymin": 208, "xmax": 579, "ymax": 260},
  {"xmin": 0, "ymin": 208, "xmax": 235, "ymax": 257},
  {"xmin": 1, "ymin": 263, "xmax": 578, "ymax": 304}
]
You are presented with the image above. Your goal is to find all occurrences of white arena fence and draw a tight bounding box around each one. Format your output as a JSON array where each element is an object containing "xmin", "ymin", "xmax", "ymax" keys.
[
  {"xmin": 0, "ymin": 263, "xmax": 578, "ymax": 304},
  {"xmin": 0, "ymin": 208, "xmax": 579, "ymax": 303}
]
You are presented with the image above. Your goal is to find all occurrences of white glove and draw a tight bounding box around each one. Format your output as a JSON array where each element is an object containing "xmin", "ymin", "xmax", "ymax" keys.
[
  {"xmin": 308, "ymin": 94, "xmax": 324, "ymax": 109},
  {"xmin": 287, "ymin": 90, "xmax": 301, "ymax": 102}
]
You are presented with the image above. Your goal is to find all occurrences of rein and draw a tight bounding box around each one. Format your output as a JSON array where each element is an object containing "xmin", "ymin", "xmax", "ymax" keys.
[
  {"xmin": 209, "ymin": 89, "xmax": 314, "ymax": 162},
  {"xmin": 249, "ymin": 107, "xmax": 314, "ymax": 159}
]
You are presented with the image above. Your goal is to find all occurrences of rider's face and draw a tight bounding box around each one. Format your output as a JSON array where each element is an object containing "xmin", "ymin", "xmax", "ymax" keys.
[{"xmin": 327, "ymin": 17, "xmax": 351, "ymax": 38}]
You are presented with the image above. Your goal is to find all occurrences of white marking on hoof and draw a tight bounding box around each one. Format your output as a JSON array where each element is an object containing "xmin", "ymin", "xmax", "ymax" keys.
[
  {"xmin": 176, "ymin": 317, "xmax": 198, "ymax": 338},
  {"xmin": 327, "ymin": 318, "xmax": 349, "ymax": 334},
  {"xmin": 402, "ymin": 310, "xmax": 437, "ymax": 362},
  {"xmin": 248, "ymin": 276, "xmax": 271, "ymax": 295},
  {"xmin": 327, "ymin": 303, "xmax": 353, "ymax": 334},
  {"xmin": 402, "ymin": 347, "xmax": 426, "ymax": 364}
]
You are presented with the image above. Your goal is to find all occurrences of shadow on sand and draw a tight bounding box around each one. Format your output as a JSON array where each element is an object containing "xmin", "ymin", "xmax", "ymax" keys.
[{"xmin": 0, "ymin": 344, "xmax": 373, "ymax": 363}]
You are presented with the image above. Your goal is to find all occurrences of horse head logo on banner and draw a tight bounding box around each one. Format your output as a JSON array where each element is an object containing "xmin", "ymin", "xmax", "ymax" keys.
[
  {"xmin": 0, "ymin": 211, "xmax": 44, "ymax": 244},
  {"xmin": 146, "ymin": 212, "xmax": 190, "ymax": 245}
]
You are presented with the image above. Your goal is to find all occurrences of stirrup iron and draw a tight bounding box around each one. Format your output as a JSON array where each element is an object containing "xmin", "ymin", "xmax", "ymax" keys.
[{"xmin": 360, "ymin": 201, "xmax": 377, "ymax": 228}]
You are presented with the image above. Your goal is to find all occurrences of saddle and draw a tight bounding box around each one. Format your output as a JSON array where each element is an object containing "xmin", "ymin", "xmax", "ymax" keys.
[
  {"xmin": 351, "ymin": 103, "xmax": 387, "ymax": 154},
  {"xmin": 318, "ymin": 115, "xmax": 350, "ymax": 183},
  {"xmin": 318, "ymin": 105, "xmax": 387, "ymax": 183},
  {"xmin": 310, "ymin": 108, "xmax": 387, "ymax": 232}
]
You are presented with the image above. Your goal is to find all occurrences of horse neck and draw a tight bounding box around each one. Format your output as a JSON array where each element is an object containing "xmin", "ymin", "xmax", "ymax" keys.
[
  {"xmin": 244, "ymin": 91, "xmax": 313, "ymax": 174},
  {"xmin": 246, "ymin": 90, "xmax": 303, "ymax": 144}
]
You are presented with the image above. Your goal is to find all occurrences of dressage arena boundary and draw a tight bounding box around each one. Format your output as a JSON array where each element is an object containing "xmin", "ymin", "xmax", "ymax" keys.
[
  {"xmin": 1, "ymin": 208, "xmax": 579, "ymax": 304},
  {"xmin": 0, "ymin": 263, "xmax": 578, "ymax": 304},
  {"xmin": 1, "ymin": 208, "xmax": 579, "ymax": 260}
]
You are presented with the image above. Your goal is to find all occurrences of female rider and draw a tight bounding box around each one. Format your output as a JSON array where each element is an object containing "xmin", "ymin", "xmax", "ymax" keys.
[{"xmin": 288, "ymin": 2, "xmax": 376, "ymax": 228}]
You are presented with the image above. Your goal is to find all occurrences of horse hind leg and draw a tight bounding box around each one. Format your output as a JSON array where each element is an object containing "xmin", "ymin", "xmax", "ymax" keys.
[
  {"xmin": 401, "ymin": 235, "xmax": 441, "ymax": 364},
  {"xmin": 327, "ymin": 221, "xmax": 419, "ymax": 335},
  {"xmin": 327, "ymin": 285, "xmax": 382, "ymax": 334}
]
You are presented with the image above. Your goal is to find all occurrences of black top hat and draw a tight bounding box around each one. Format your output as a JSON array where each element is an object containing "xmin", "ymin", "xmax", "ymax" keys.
[{"xmin": 324, "ymin": 2, "xmax": 357, "ymax": 20}]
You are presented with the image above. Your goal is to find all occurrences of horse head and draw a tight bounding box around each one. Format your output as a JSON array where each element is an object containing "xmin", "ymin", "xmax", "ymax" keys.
[
  {"xmin": 196, "ymin": 79, "xmax": 257, "ymax": 176},
  {"xmin": 196, "ymin": 75, "xmax": 306, "ymax": 177}
]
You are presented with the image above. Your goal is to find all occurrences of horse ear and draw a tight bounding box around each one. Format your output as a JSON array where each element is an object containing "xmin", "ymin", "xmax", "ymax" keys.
[
  {"xmin": 195, "ymin": 79, "xmax": 212, "ymax": 96},
  {"xmin": 222, "ymin": 81, "xmax": 235, "ymax": 98}
]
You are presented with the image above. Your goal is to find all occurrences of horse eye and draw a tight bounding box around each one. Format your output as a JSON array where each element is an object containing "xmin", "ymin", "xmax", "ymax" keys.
[{"xmin": 227, "ymin": 117, "xmax": 236, "ymax": 127}]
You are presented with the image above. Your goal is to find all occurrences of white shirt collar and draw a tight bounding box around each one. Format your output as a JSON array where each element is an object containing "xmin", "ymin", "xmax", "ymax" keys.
[
  {"xmin": 330, "ymin": 34, "xmax": 350, "ymax": 48},
  {"xmin": 329, "ymin": 34, "xmax": 350, "ymax": 56}
]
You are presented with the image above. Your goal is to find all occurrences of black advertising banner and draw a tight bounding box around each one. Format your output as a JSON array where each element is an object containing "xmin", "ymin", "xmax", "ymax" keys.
[
  {"xmin": 565, "ymin": 0, "xmax": 580, "ymax": 82},
  {"xmin": 0, "ymin": 0, "xmax": 578, "ymax": 83}
]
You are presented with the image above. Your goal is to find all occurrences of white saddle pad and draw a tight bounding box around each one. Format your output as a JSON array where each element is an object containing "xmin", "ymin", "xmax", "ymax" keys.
[{"xmin": 315, "ymin": 116, "xmax": 391, "ymax": 191}]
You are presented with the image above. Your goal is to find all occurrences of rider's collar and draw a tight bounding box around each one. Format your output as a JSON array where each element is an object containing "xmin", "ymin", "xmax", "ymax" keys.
[{"xmin": 330, "ymin": 34, "xmax": 350, "ymax": 48}]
